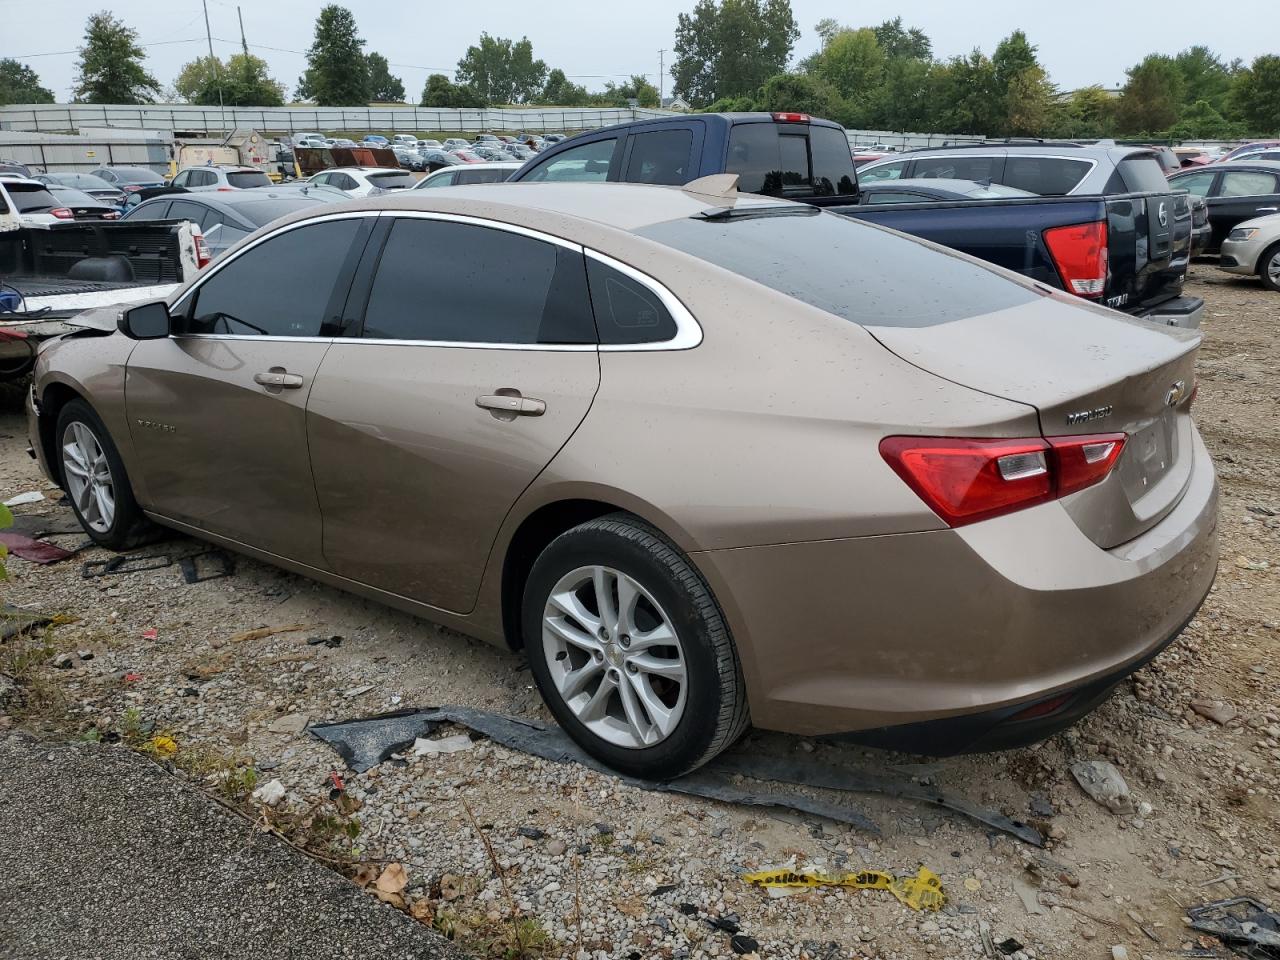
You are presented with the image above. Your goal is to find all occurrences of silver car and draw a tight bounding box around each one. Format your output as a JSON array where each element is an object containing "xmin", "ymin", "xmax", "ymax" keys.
[{"xmin": 1218, "ymin": 212, "xmax": 1280, "ymax": 291}]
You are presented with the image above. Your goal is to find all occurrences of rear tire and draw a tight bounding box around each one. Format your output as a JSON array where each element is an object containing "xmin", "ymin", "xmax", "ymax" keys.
[
  {"xmin": 1259, "ymin": 242, "xmax": 1280, "ymax": 293},
  {"xmin": 55, "ymin": 399, "xmax": 156, "ymax": 550},
  {"xmin": 522, "ymin": 513, "xmax": 749, "ymax": 779}
]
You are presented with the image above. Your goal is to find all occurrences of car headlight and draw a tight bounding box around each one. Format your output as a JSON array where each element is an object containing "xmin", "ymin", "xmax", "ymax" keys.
[{"xmin": 1227, "ymin": 227, "xmax": 1260, "ymax": 241}]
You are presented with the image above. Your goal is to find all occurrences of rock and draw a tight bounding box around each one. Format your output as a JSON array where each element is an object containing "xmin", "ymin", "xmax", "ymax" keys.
[
  {"xmin": 547, "ymin": 839, "xmax": 567, "ymax": 856},
  {"xmin": 1190, "ymin": 700, "xmax": 1237, "ymax": 725},
  {"xmin": 1071, "ymin": 760, "xmax": 1134, "ymax": 813},
  {"xmin": 1266, "ymin": 873, "xmax": 1280, "ymax": 893},
  {"xmin": 411, "ymin": 734, "xmax": 473, "ymax": 755},
  {"xmin": 77, "ymin": 650, "xmax": 94, "ymax": 661},
  {"xmin": 267, "ymin": 713, "xmax": 309, "ymax": 735},
  {"xmin": 439, "ymin": 873, "xmax": 463, "ymax": 901},
  {"xmin": 250, "ymin": 778, "xmax": 286, "ymax": 806},
  {"xmin": 51, "ymin": 653, "xmax": 74, "ymax": 669},
  {"xmin": 1137, "ymin": 801, "xmax": 1154, "ymax": 818},
  {"xmin": 517, "ymin": 826, "xmax": 546, "ymax": 840},
  {"xmin": 1111, "ymin": 946, "xmax": 1129, "ymax": 960},
  {"xmin": 594, "ymin": 822, "xmax": 614, "ymax": 835}
]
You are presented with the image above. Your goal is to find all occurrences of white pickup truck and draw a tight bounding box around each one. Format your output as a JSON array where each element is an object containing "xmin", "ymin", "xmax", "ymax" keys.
[{"xmin": 0, "ymin": 204, "xmax": 206, "ymax": 380}]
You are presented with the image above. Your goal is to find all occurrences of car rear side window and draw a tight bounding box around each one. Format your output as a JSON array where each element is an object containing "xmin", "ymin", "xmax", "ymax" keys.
[
  {"xmin": 1003, "ymin": 157, "xmax": 1092, "ymax": 195},
  {"xmin": 913, "ymin": 155, "xmax": 1004, "ymax": 182},
  {"xmin": 586, "ymin": 258, "xmax": 678, "ymax": 345},
  {"xmin": 623, "ymin": 129, "xmax": 694, "ymax": 185},
  {"xmin": 1171, "ymin": 171, "xmax": 1215, "ymax": 197},
  {"xmin": 361, "ymin": 218, "xmax": 595, "ymax": 344},
  {"xmin": 636, "ymin": 211, "xmax": 1038, "ymax": 328},
  {"xmin": 166, "ymin": 200, "xmax": 216, "ymax": 230},
  {"xmin": 524, "ymin": 138, "xmax": 616, "ymax": 182},
  {"xmin": 185, "ymin": 218, "xmax": 362, "ymax": 337},
  {"xmin": 1220, "ymin": 171, "xmax": 1279, "ymax": 196},
  {"xmin": 1118, "ymin": 156, "xmax": 1173, "ymax": 193}
]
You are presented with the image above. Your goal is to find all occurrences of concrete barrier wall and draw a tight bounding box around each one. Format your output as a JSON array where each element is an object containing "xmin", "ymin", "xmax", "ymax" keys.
[{"xmin": 0, "ymin": 131, "xmax": 170, "ymax": 174}]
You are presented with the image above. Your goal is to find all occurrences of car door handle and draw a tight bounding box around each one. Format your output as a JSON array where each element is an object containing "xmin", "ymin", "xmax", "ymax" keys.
[
  {"xmin": 476, "ymin": 394, "xmax": 546, "ymax": 417},
  {"xmin": 1258, "ymin": 206, "xmax": 1278, "ymax": 213},
  {"xmin": 254, "ymin": 371, "xmax": 304, "ymax": 389}
]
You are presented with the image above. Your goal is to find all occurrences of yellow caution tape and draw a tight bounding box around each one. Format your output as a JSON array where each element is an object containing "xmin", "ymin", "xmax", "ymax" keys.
[{"xmin": 741, "ymin": 866, "xmax": 946, "ymax": 912}]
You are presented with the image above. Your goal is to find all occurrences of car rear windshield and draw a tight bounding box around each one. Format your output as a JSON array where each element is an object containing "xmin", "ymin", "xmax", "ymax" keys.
[
  {"xmin": 636, "ymin": 210, "xmax": 1038, "ymax": 328},
  {"xmin": 6, "ymin": 184, "xmax": 59, "ymax": 213},
  {"xmin": 114, "ymin": 167, "xmax": 162, "ymax": 183},
  {"xmin": 1117, "ymin": 155, "xmax": 1174, "ymax": 193},
  {"xmin": 368, "ymin": 171, "xmax": 416, "ymax": 189},
  {"xmin": 726, "ymin": 122, "xmax": 857, "ymax": 198},
  {"xmin": 227, "ymin": 171, "xmax": 272, "ymax": 189}
]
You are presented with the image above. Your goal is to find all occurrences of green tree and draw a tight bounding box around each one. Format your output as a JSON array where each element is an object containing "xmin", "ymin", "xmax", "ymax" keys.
[
  {"xmin": 176, "ymin": 53, "xmax": 284, "ymax": 106},
  {"xmin": 0, "ymin": 59, "xmax": 56, "ymax": 105},
  {"xmin": 300, "ymin": 5, "xmax": 369, "ymax": 106},
  {"xmin": 1228, "ymin": 55, "xmax": 1280, "ymax": 134},
  {"xmin": 990, "ymin": 32, "xmax": 1054, "ymax": 136},
  {"xmin": 878, "ymin": 56, "xmax": 933, "ymax": 131},
  {"xmin": 755, "ymin": 72, "xmax": 840, "ymax": 119},
  {"xmin": 539, "ymin": 68, "xmax": 590, "ymax": 106},
  {"xmin": 602, "ymin": 74, "xmax": 660, "ymax": 108},
  {"xmin": 73, "ymin": 11, "xmax": 160, "ymax": 104},
  {"xmin": 873, "ymin": 17, "xmax": 932, "ymax": 61},
  {"xmin": 366, "ymin": 52, "xmax": 405, "ymax": 102},
  {"xmin": 1173, "ymin": 46, "xmax": 1232, "ymax": 113},
  {"xmin": 671, "ymin": 0, "xmax": 798, "ymax": 106},
  {"xmin": 419, "ymin": 73, "xmax": 486, "ymax": 108},
  {"xmin": 1060, "ymin": 85, "xmax": 1116, "ymax": 138},
  {"xmin": 1170, "ymin": 99, "xmax": 1236, "ymax": 139},
  {"xmin": 1115, "ymin": 54, "xmax": 1184, "ymax": 133},
  {"xmin": 456, "ymin": 34, "xmax": 547, "ymax": 104},
  {"xmin": 815, "ymin": 28, "xmax": 884, "ymax": 126},
  {"xmin": 928, "ymin": 51, "xmax": 1001, "ymax": 135}
]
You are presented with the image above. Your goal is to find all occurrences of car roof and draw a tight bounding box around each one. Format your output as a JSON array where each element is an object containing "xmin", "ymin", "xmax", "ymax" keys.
[
  {"xmin": 326, "ymin": 166, "xmax": 405, "ymax": 174},
  {"xmin": 180, "ymin": 164, "xmax": 261, "ymax": 172},
  {"xmin": 427, "ymin": 161, "xmax": 522, "ymax": 173},
  {"xmin": 1176, "ymin": 160, "xmax": 1280, "ymax": 173},
  {"xmin": 867, "ymin": 143, "xmax": 1150, "ymax": 163}
]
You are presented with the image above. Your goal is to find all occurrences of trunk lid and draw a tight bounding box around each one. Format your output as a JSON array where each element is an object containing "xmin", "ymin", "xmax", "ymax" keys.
[
  {"xmin": 866, "ymin": 293, "xmax": 1200, "ymax": 547},
  {"xmin": 1101, "ymin": 191, "xmax": 1193, "ymax": 313}
]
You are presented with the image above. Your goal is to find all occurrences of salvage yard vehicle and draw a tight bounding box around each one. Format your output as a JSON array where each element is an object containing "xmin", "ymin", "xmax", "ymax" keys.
[
  {"xmin": 32, "ymin": 172, "xmax": 127, "ymax": 207},
  {"xmin": 1216, "ymin": 212, "xmax": 1280, "ymax": 292},
  {"xmin": 25, "ymin": 182, "xmax": 1218, "ymax": 779},
  {"xmin": 169, "ymin": 165, "xmax": 273, "ymax": 192},
  {"xmin": 0, "ymin": 177, "xmax": 82, "ymax": 226},
  {"xmin": 1167, "ymin": 161, "xmax": 1280, "ymax": 251},
  {"xmin": 41, "ymin": 185, "xmax": 122, "ymax": 221},
  {"xmin": 513, "ymin": 113, "xmax": 1204, "ymax": 327},
  {"xmin": 87, "ymin": 166, "xmax": 167, "ymax": 193},
  {"xmin": 413, "ymin": 161, "xmax": 520, "ymax": 188},
  {"xmin": 305, "ymin": 167, "xmax": 415, "ymax": 197}
]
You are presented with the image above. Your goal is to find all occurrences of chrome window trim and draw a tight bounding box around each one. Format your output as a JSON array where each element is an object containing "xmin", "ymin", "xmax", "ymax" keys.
[{"xmin": 167, "ymin": 207, "xmax": 702, "ymax": 352}]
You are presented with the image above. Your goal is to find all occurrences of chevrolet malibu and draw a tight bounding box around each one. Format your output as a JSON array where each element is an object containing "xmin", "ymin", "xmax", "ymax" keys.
[{"xmin": 25, "ymin": 182, "xmax": 1219, "ymax": 779}]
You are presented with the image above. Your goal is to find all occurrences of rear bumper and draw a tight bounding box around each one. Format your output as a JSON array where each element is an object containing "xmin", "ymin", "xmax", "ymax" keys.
[
  {"xmin": 691, "ymin": 427, "xmax": 1219, "ymax": 742},
  {"xmin": 1135, "ymin": 295, "xmax": 1204, "ymax": 329}
]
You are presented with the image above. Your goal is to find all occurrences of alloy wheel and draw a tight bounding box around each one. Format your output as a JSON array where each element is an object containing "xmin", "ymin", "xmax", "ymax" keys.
[
  {"xmin": 1267, "ymin": 250, "xmax": 1280, "ymax": 287},
  {"xmin": 541, "ymin": 565, "xmax": 688, "ymax": 749},
  {"xmin": 61, "ymin": 421, "xmax": 115, "ymax": 534}
]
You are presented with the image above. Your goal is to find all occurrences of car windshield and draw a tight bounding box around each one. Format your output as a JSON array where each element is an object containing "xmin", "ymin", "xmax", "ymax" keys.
[
  {"xmin": 368, "ymin": 171, "xmax": 416, "ymax": 189},
  {"xmin": 636, "ymin": 210, "xmax": 1039, "ymax": 328},
  {"xmin": 226, "ymin": 170, "xmax": 272, "ymax": 189}
]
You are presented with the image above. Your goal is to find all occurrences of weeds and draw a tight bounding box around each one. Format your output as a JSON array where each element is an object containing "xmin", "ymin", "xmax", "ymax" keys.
[{"xmin": 459, "ymin": 800, "xmax": 549, "ymax": 959}]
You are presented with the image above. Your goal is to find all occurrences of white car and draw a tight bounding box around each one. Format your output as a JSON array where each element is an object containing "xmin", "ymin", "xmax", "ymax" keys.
[
  {"xmin": 169, "ymin": 165, "xmax": 273, "ymax": 191},
  {"xmin": 391, "ymin": 134, "xmax": 418, "ymax": 146},
  {"xmin": 1218, "ymin": 212, "xmax": 1280, "ymax": 292},
  {"xmin": 442, "ymin": 138, "xmax": 470, "ymax": 151},
  {"xmin": 412, "ymin": 161, "xmax": 521, "ymax": 189},
  {"xmin": 306, "ymin": 166, "xmax": 417, "ymax": 197},
  {"xmin": 0, "ymin": 176, "xmax": 74, "ymax": 225}
]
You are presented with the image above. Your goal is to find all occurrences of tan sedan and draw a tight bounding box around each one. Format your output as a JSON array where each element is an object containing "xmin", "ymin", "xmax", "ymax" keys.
[{"xmin": 26, "ymin": 183, "xmax": 1218, "ymax": 778}]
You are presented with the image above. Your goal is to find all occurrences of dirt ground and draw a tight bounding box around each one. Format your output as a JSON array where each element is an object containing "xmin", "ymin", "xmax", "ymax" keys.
[{"xmin": 1, "ymin": 264, "xmax": 1277, "ymax": 960}]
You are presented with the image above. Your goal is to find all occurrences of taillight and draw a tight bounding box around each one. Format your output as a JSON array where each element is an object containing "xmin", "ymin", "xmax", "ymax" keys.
[
  {"xmin": 121, "ymin": 184, "xmax": 142, "ymax": 193},
  {"xmin": 1043, "ymin": 221, "xmax": 1108, "ymax": 297},
  {"xmin": 879, "ymin": 432, "xmax": 1127, "ymax": 527},
  {"xmin": 50, "ymin": 207, "xmax": 75, "ymax": 219},
  {"xmin": 771, "ymin": 112, "xmax": 811, "ymax": 122},
  {"xmin": 193, "ymin": 228, "xmax": 212, "ymax": 269},
  {"xmin": 102, "ymin": 210, "xmax": 120, "ymax": 220},
  {"xmin": 216, "ymin": 186, "xmax": 235, "ymax": 192}
]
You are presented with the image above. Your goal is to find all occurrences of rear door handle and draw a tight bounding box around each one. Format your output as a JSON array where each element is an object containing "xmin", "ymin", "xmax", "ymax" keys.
[
  {"xmin": 254, "ymin": 370, "xmax": 304, "ymax": 389},
  {"xmin": 476, "ymin": 394, "xmax": 546, "ymax": 417}
]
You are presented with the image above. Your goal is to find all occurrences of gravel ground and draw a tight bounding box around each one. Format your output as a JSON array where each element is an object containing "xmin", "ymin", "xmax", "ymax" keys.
[
  {"xmin": 1, "ymin": 264, "xmax": 1277, "ymax": 960},
  {"xmin": 0, "ymin": 730, "xmax": 464, "ymax": 960}
]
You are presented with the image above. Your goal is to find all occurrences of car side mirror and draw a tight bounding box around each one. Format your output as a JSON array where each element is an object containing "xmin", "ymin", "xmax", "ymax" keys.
[{"xmin": 119, "ymin": 301, "xmax": 171, "ymax": 340}]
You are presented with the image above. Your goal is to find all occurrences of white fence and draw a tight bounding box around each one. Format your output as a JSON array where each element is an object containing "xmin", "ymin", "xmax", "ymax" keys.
[
  {"xmin": 845, "ymin": 128, "xmax": 987, "ymax": 150},
  {"xmin": 0, "ymin": 103, "xmax": 675, "ymax": 136}
]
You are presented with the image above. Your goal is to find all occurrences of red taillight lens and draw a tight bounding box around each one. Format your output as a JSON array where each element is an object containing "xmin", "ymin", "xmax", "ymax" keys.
[
  {"xmin": 102, "ymin": 211, "xmax": 120, "ymax": 219},
  {"xmin": 880, "ymin": 432, "xmax": 1127, "ymax": 527},
  {"xmin": 121, "ymin": 184, "xmax": 142, "ymax": 193},
  {"xmin": 193, "ymin": 228, "xmax": 212, "ymax": 269},
  {"xmin": 50, "ymin": 207, "xmax": 74, "ymax": 219},
  {"xmin": 1043, "ymin": 221, "xmax": 1108, "ymax": 297},
  {"xmin": 771, "ymin": 112, "xmax": 811, "ymax": 122}
]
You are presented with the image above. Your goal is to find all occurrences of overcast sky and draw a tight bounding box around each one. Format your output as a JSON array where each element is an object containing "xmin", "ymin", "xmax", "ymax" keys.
[{"xmin": 8, "ymin": 0, "xmax": 1275, "ymax": 102}]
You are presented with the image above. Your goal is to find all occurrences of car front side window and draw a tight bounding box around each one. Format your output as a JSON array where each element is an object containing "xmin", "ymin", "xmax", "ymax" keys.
[
  {"xmin": 523, "ymin": 139, "xmax": 617, "ymax": 183},
  {"xmin": 360, "ymin": 218, "xmax": 595, "ymax": 345},
  {"xmin": 183, "ymin": 218, "xmax": 363, "ymax": 337},
  {"xmin": 858, "ymin": 159, "xmax": 908, "ymax": 182}
]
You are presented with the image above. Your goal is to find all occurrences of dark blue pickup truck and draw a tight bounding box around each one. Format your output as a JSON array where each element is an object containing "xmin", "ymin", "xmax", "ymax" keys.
[{"xmin": 510, "ymin": 113, "xmax": 1202, "ymax": 327}]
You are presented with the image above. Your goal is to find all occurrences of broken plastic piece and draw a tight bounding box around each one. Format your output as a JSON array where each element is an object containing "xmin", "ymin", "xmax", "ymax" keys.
[
  {"xmin": 82, "ymin": 553, "xmax": 172, "ymax": 579},
  {"xmin": 180, "ymin": 549, "xmax": 235, "ymax": 584},
  {"xmin": 1187, "ymin": 897, "xmax": 1280, "ymax": 960},
  {"xmin": 0, "ymin": 532, "xmax": 74, "ymax": 564},
  {"xmin": 741, "ymin": 866, "xmax": 946, "ymax": 912}
]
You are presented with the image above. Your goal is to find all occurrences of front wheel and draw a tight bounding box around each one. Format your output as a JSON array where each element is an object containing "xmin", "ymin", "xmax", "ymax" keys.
[
  {"xmin": 523, "ymin": 514, "xmax": 749, "ymax": 779},
  {"xmin": 55, "ymin": 398, "xmax": 156, "ymax": 550},
  {"xmin": 1260, "ymin": 242, "xmax": 1280, "ymax": 293}
]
